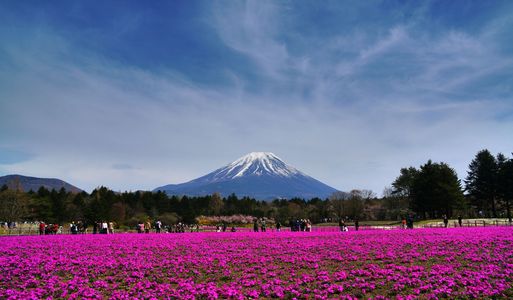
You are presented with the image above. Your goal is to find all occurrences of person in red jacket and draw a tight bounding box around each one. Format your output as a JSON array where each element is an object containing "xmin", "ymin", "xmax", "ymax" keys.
[{"xmin": 39, "ymin": 222, "xmax": 45, "ymax": 235}]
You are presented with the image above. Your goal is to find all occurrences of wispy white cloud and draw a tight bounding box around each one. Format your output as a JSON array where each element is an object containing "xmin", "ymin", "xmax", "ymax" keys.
[{"xmin": 1, "ymin": 2, "xmax": 512, "ymax": 195}]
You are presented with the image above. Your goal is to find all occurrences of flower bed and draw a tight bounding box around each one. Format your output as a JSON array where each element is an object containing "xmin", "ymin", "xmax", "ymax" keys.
[{"xmin": 1, "ymin": 227, "xmax": 512, "ymax": 299}]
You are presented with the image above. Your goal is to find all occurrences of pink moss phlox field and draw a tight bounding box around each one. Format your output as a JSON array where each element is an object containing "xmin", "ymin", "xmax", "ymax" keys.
[{"xmin": 1, "ymin": 228, "xmax": 513, "ymax": 299}]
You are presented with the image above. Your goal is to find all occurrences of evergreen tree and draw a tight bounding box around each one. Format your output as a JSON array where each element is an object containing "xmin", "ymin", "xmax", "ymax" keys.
[
  {"xmin": 497, "ymin": 154, "xmax": 513, "ymax": 222},
  {"xmin": 465, "ymin": 149, "xmax": 498, "ymax": 217},
  {"xmin": 411, "ymin": 160, "xmax": 464, "ymax": 218},
  {"xmin": 392, "ymin": 167, "xmax": 419, "ymax": 197}
]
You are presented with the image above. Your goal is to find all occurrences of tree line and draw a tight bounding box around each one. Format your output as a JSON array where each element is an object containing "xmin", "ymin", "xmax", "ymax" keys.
[
  {"xmin": 390, "ymin": 149, "xmax": 513, "ymax": 221},
  {"xmin": 0, "ymin": 184, "xmax": 385, "ymax": 227},
  {"xmin": 0, "ymin": 149, "xmax": 511, "ymax": 226}
]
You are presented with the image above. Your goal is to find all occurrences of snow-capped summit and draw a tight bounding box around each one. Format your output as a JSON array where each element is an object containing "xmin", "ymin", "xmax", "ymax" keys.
[
  {"xmin": 154, "ymin": 152, "xmax": 339, "ymax": 200},
  {"xmin": 210, "ymin": 152, "xmax": 301, "ymax": 179}
]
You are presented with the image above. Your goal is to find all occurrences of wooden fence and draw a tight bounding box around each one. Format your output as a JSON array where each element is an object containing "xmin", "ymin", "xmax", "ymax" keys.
[
  {"xmin": 421, "ymin": 219, "xmax": 513, "ymax": 228},
  {"xmin": 2, "ymin": 220, "xmax": 512, "ymax": 236}
]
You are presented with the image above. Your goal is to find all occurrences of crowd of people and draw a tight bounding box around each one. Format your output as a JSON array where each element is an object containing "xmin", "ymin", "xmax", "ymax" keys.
[
  {"xmin": 215, "ymin": 223, "xmax": 237, "ymax": 232},
  {"xmin": 69, "ymin": 221, "xmax": 88, "ymax": 234},
  {"xmin": 400, "ymin": 216, "xmax": 415, "ymax": 229},
  {"xmin": 136, "ymin": 220, "xmax": 201, "ymax": 233},
  {"xmin": 23, "ymin": 215, "xmax": 483, "ymax": 236},
  {"xmin": 38, "ymin": 222, "xmax": 61, "ymax": 235},
  {"xmin": 253, "ymin": 218, "xmax": 278, "ymax": 232},
  {"xmin": 91, "ymin": 221, "xmax": 115, "ymax": 234},
  {"xmin": 290, "ymin": 219, "xmax": 312, "ymax": 232}
]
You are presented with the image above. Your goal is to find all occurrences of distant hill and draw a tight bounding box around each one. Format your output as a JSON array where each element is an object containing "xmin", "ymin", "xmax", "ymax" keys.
[
  {"xmin": 0, "ymin": 174, "xmax": 83, "ymax": 193},
  {"xmin": 154, "ymin": 152, "xmax": 339, "ymax": 200}
]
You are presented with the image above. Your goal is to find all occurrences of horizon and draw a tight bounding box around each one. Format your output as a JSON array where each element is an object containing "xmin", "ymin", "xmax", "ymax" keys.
[{"xmin": 1, "ymin": 1, "xmax": 513, "ymax": 195}]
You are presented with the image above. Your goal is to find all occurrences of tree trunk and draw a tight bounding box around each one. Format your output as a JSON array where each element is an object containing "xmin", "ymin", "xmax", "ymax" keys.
[
  {"xmin": 507, "ymin": 199, "xmax": 512, "ymax": 223},
  {"xmin": 491, "ymin": 197, "xmax": 497, "ymax": 218}
]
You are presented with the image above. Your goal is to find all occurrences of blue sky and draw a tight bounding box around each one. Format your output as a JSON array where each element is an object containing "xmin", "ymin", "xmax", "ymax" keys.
[{"xmin": 1, "ymin": 1, "xmax": 512, "ymax": 195}]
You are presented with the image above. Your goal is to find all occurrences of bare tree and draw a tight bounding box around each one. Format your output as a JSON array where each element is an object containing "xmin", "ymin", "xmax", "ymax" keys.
[
  {"xmin": 329, "ymin": 191, "xmax": 349, "ymax": 220},
  {"xmin": 346, "ymin": 190, "xmax": 365, "ymax": 219},
  {"xmin": 208, "ymin": 192, "xmax": 224, "ymax": 216},
  {"xmin": 0, "ymin": 189, "xmax": 28, "ymax": 222}
]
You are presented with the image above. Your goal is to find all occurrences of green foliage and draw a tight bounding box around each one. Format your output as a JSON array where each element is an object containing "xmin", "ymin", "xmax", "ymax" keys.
[
  {"xmin": 497, "ymin": 153, "xmax": 513, "ymax": 222},
  {"xmin": 465, "ymin": 149, "xmax": 498, "ymax": 217},
  {"xmin": 2, "ymin": 148, "xmax": 509, "ymax": 224},
  {"xmin": 392, "ymin": 167, "xmax": 419, "ymax": 197},
  {"xmin": 410, "ymin": 160, "xmax": 465, "ymax": 218}
]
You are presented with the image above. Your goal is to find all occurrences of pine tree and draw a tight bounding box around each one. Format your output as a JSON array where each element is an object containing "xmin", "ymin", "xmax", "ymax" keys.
[
  {"xmin": 411, "ymin": 160, "xmax": 465, "ymax": 218},
  {"xmin": 465, "ymin": 149, "xmax": 498, "ymax": 217},
  {"xmin": 497, "ymin": 154, "xmax": 513, "ymax": 222},
  {"xmin": 392, "ymin": 167, "xmax": 418, "ymax": 197}
]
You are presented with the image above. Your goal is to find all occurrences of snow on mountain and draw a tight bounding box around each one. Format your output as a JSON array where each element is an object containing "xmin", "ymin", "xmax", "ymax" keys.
[
  {"xmin": 208, "ymin": 152, "xmax": 301, "ymax": 180},
  {"xmin": 154, "ymin": 152, "xmax": 339, "ymax": 200}
]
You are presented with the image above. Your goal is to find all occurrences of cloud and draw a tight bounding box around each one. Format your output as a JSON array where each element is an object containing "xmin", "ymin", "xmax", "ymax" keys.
[
  {"xmin": 111, "ymin": 163, "xmax": 137, "ymax": 170},
  {"xmin": 359, "ymin": 26, "xmax": 408, "ymax": 61},
  {"xmin": 0, "ymin": 149, "xmax": 33, "ymax": 165},
  {"xmin": 211, "ymin": 1, "xmax": 290, "ymax": 80},
  {"xmin": 1, "ymin": 2, "xmax": 512, "ymax": 195}
]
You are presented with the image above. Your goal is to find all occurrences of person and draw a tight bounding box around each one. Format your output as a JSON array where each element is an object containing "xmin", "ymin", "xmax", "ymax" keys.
[
  {"xmin": 289, "ymin": 220, "xmax": 294, "ymax": 231},
  {"xmin": 222, "ymin": 222, "xmax": 227, "ymax": 232},
  {"xmin": 354, "ymin": 219, "xmax": 359, "ymax": 231},
  {"xmin": 401, "ymin": 218, "xmax": 407, "ymax": 229},
  {"xmin": 458, "ymin": 215, "xmax": 463, "ymax": 227},
  {"xmin": 82, "ymin": 221, "xmax": 88, "ymax": 234},
  {"xmin": 261, "ymin": 219, "xmax": 266, "ymax": 232},
  {"xmin": 305, "ymin": 219, "xmax": 312, "ymax": 232},
  {"xmin": 108, "ymin": 222, "xmax": 114, "ymax": 234},
  {"xmin": 144, "ymin": 220, "xmax": 151, "ymax": 234},
  {"xmin": 76, "ymin": 221, "xmax": 83, "ymax": 234},
  {"xmin": 443, "ymin": 215, "xmax": 449, "ymax": 228},
  {"xmin": 155, "ymin": 220, "xmax": 162, "ymax": 233},
  {"xmin": 71, "ymin": 222, "xmax": 78, "ymax": 234},
  {"xmin": 276, "ymin": 221, "xmax": 281, "ymax": 232},
  {"xmin": 339, "ymin": 219, "xmax": 345, "ymax": 232},
  {"xmin": 253, "ymin": 219, "xmax": 259, "ymax": 232},
  {"xmin": 137, "ymin": 222, "xmax": 144, "ymax": 233},
  {"xmin": 406, "ymin": 215, "xmax": 414, "ymax": 229},
  {"xmin": 231, "ymin": 226, "xmax": 236, "ymax": 232},
  {"xmin": 101, "ymin": 221, "xmax": 108, "ymax": 234},
  {"xmin": 39, "ymin": 221, "xmax": 45, "ymax": 235}
]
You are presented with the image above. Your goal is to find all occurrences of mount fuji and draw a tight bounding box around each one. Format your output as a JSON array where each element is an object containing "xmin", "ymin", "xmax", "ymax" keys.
[{"xmin": 154, "ymin": 152, "xmax": 339, "ymax": 200}]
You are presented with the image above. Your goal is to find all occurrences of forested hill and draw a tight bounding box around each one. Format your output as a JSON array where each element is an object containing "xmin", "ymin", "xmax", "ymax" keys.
[{"xmin": 0, "ymin": 174, "xmax": 82, "ymax": 193}]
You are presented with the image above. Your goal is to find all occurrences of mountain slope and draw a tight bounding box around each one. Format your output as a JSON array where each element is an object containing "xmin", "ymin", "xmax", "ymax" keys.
[
  {"xmin": 154, "ymin": 152, "xmax": 338, "ymax": 200},
  {"xmin": 0, "ymin": 174, "xmax": 83, "ymax": 193}
]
